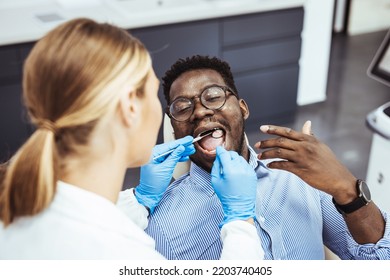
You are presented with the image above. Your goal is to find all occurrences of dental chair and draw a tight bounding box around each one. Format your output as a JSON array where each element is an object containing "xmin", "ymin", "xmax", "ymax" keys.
[{"xmin": 163, "ymin": 114, "xmax": 191, "ymax": 179}]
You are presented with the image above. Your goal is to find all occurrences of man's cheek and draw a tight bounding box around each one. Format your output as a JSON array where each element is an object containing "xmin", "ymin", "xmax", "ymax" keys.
[{"xmin": 172, "ymin": 127, "xmax": 189, "ymax": 139}]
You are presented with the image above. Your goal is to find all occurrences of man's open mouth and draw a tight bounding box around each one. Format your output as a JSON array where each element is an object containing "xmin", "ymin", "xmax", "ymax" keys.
[{"xmin": 195, "ymin": 127, "xmax": 225, "ymax": 155}]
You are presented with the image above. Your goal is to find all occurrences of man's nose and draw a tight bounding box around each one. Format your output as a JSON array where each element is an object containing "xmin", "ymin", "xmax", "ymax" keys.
[{"xmin": 189, "ymin": 98, "xmax": 214, "ymax": 122}]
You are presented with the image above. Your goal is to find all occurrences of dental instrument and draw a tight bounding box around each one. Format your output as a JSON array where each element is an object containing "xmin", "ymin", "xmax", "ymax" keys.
[{"xmin": 153, "ymin": 128, "xmax": 222, "ymax": 161}]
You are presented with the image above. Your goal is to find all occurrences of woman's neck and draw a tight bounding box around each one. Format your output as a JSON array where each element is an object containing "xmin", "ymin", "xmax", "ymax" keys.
[{"xmin": 59, "ymin": 154, "xmax": 127, "ymax": 203}]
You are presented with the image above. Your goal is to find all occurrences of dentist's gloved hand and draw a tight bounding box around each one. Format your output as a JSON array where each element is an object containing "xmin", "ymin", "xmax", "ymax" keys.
[
  {"xmin": 135, "ymin": 136, "xmax": 195, "ymax": 214},
  {"xmin": 211, "ymin": 146, "xmax": 257, "ymax": 227}
]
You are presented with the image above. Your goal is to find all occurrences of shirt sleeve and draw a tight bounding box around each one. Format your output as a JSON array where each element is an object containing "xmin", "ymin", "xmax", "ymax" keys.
[
  {"xmin": 322, "ymin": 191, "xmax": 390, "ymax": 260},
  {"xmin": 219, "ymin": 220, "xmax": 264, "ymax": 260},
  {"xmin": 346, "ymin": 210, "xmax": 390, "ymax": 260},
  {"xmin": 116, "ymin": 188, "xmax": 149, "ymax": 230}
]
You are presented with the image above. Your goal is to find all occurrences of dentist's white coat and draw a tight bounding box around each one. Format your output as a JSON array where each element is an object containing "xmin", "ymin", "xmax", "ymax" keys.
[{"xmin": 0, "ymin": 181, "xmax": 263, "ymax": 260}]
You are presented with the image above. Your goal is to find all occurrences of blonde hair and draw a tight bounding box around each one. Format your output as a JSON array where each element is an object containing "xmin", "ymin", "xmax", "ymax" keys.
[{"xmin": 0, "ymin": 18, "xmax": 151, "ymax": 225}]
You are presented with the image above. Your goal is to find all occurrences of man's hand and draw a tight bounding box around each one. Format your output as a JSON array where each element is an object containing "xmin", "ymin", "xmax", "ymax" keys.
[
  {"xmin": 254, "ymin": 121, "xmax": 357, "ymax": 203},
  {"xmin": 255, "ymin": 121, "xmax": 386, "ymax": 243}
]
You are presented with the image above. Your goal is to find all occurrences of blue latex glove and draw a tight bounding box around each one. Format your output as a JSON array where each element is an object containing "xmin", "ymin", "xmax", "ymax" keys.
[
  {"xmin": 135, "ymin": 136, "xmax": 195, "ymax": 214},
  {"xmin": 211, "ymin": 146, "xmax": 257, "ymax": 227}
]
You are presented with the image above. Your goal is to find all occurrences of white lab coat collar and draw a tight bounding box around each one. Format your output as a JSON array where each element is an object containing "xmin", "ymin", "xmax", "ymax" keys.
[{"xmin": 54, "ymin": 181, "xmax": 148, "ymax": 241}]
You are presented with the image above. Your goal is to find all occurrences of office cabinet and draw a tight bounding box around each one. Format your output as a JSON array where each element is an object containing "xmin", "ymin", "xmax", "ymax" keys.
[
  {"xmin": 0, "ymin": 84, "xmax": 31, "ymax": 162},
  {"xmin": 132, "ymin": 7, "xmax": 304, "ymax": 131},
  {"xmin": 0, "ymin": 7, "xmax": 304, "ymax": 163},
  {"xmin": 0, "ymin": 43, "xmax": 33, "ymax": 161},
  {"xmin": 0, "ymin": 45, "xmax": 20, "ymax": 83},
  {"xmin": 234, "ymin": 66, "xmax": 300, "ymax": 125},
  {"xmin": 221, "ymin": 8, "xmax": 304, "ymax": 126},
  {"xmin": 221, "ymin": 8, "xmax": 304, "ymax": 46}
]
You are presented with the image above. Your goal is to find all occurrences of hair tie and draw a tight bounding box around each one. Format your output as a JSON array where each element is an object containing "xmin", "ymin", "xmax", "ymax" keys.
[{"xmin": 38, "ymin": 120, "xmax": 58, "ymax": 134}]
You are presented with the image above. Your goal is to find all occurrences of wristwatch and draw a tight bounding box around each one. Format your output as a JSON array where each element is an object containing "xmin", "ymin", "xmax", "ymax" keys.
[{"xmin": 332, "ymin": 179, "xmax": 372, "ymax": 215}]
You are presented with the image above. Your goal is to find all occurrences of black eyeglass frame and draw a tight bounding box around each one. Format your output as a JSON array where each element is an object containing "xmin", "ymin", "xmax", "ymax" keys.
[{"xmin": 166, "ymin": 85, "xmax": 238, "ymax": 122}]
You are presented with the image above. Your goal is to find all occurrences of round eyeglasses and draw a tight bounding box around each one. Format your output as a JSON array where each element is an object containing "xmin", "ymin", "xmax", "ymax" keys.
[{"xmin": 168, "ymin": 85, "xmax": 237, "ymax": 122}]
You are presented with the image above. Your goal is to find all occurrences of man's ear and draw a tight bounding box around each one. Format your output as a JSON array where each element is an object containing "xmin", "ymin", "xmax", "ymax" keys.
[
  {"xmin": 239, "ymin": 99, "xmax": 250, "ymax": 120},
  {"xmin": 118, "ymin": 89, "xmax": 139, "ymax": 128}
]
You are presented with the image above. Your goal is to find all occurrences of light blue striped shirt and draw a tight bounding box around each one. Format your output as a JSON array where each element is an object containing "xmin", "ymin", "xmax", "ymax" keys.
[{"xmin": 146, "ymin": 146, "xmax": 390, "ymax": 260}]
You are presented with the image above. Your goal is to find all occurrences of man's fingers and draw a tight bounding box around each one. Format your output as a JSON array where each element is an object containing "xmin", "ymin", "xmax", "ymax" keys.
[
  {"xmin": 265, "ymin": 160, "xmax": 295, "ymax": 172},
  {"xmin": 260, "ymin": 125, "xmax": 306, "ymax": 141},
  {"xmin": 257, "ymin": 136, "xmax": 297, "ymax": 151},
  {"xmin": 258, "ymin": 147, "xmax": 297, "ymax": 162},
  {"xmin": 301, "ymin": 120, "xmax": 312, "ymax": 135}
]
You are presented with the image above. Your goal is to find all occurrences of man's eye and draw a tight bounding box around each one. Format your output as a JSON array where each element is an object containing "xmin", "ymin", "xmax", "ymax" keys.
[
  {"xmin": 176, "ymin": 106, "xmax": 191, "ymax": 113},
  {"xmin": 205, "ymin": 95, "xmax": 223, "ymax": 103},
  {"xmin": 174, "ymin": 103, "xmax": 192, "ymax": 113}
]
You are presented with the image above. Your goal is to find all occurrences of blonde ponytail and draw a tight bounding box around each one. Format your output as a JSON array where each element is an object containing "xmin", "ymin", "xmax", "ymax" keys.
[{"xmin": 1, "ymin": 128, "xmax": 57, "ymax": 226}]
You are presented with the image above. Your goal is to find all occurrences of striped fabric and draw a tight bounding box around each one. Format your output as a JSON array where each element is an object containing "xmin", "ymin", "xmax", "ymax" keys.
[{"xmin": 146, "ymin": 146, "xmax": 390, "ymax": 260}]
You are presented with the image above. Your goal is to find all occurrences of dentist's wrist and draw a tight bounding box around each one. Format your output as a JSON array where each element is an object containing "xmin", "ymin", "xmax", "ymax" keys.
[
  {"xmin": 245, "ymin": 217, "xmax": 255, "ymax": 225},
  {"xmin": 133, "ymin": 187, "xmax": 151, "ymax": 216}
]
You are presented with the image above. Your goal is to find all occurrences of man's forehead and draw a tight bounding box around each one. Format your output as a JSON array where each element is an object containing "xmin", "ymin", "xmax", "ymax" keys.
[{"xmin": 170, "ymin": 69, "xmax": 225, "ymax": 96}]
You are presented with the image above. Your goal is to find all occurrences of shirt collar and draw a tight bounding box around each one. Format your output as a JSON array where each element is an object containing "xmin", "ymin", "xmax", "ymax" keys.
[
  {"xmin": 247, "ymin": 145, "xmax": 260, "ymax": 169},
  {"xmin": 248, "ymin": 145, "xmax": 272, "ymax": 178}
]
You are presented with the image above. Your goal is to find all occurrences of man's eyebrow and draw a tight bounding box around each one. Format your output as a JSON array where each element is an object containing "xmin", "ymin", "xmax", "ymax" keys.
[{"xmin": 170, "ymin": 83, "xmax": 228, "ymax": 103}]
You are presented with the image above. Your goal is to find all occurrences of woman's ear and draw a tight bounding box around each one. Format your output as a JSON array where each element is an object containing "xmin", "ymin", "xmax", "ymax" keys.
[
  {"xmin": 239, "ymin": 99, "xmax": 250, "ymax": 120},
  {"xmin": 118, "ymin": 89, "xmax": 139, "ymax": 128}
]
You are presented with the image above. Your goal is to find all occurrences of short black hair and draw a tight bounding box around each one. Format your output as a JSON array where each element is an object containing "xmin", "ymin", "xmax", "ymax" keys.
[{"xmin": 162, "ymin": 55, "xmax": 238, "ymax": 105}]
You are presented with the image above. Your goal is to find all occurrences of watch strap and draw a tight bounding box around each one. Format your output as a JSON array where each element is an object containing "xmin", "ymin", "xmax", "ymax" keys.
[{"xmin": 332, "ymin": 180, "xmax": 371, "ymax": 214}]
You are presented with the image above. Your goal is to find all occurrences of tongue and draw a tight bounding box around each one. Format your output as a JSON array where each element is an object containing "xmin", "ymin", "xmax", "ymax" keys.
[{"xmin": 199, "ymin": 135, "xmax": 224, "ymax": 151}]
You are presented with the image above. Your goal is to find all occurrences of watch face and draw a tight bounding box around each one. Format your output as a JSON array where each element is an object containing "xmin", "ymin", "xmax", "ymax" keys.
[{"xmin": 359, "ymin": 180, "xmax": 372, "ymax": 202}]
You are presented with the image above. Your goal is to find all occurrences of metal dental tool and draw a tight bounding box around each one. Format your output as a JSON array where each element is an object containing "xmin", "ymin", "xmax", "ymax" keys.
[{"xmin": 153, "ymin": 128, "xmax": 221, "ymax": 161}]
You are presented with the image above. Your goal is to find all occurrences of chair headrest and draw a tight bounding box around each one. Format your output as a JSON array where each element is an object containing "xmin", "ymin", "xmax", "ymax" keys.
[{"xmin": 164, "ymin": 114, "xmax": 191, "ymax": 179}]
